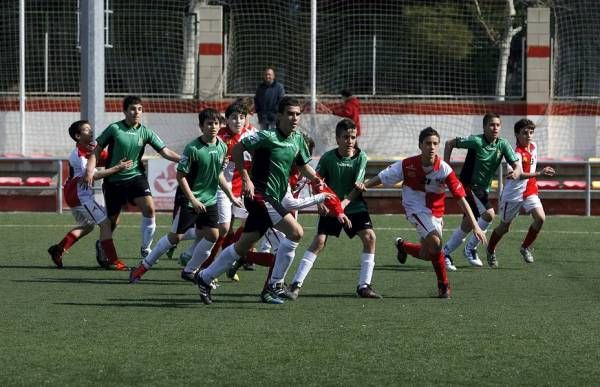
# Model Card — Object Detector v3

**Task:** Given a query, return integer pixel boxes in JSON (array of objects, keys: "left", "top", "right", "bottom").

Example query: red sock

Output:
[
  {"left": 245, "top": 251, "right": 275, "bottom": 267},
  {"left": 221, "top": 232, "right": 236, "bottom": 249},
  {"left": 59, "top": 231, "right": 79, "bottom": 252},
  {"left": 488, "top": 230, "right": 502, "bottom": 253},
  {"left": 403, "top": 241, "right": 421, "bottom": 258},
  {"left": 201, "top": 236, "right": 224, "bottom": 269},
  {"left": 431, "top": 251, "right": 448, "bottom": 286},
  {"left": 100, "top": 239, "right": 119, "bottom": 263},
  {"left": 522, "top": 226, "right": 540, "bottom": 249}
]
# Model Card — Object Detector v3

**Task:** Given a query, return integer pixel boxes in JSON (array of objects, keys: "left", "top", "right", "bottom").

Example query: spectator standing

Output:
[
  {"left": 333, "top": 89, "right": 362, "bottom": 136},
  {"left": 254, "top": 67, "right": 285, "bottom": 130}
]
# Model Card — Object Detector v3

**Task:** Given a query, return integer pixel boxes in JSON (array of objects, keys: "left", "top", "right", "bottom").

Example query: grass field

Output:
[{"left": 1, "top": 212, "right": 599, "bottom": 386}]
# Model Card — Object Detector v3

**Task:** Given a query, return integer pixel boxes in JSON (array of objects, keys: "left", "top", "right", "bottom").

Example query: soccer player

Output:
[
  {"left": 48, "top": 120, "right": 131, "bottom": 270},
  {"left": 360, "top": 127, "right": 486, "bottom": 298},
  {"left": 485, "top": 119, "right": 555, "bottom": 266},
  {"left": 193, "top": 97, "right": 348, "bottom": 305},
  {"left": 128, "top": 108, "right": 241, "bottom": 283},
  {"left": 442, "top": 112, "right": 521, "bottom": 270},
  {"left": 83, "top": 96, "right": 180, "bottom": 260},
  {"left": 287, "top": 118, "right": 381, "bottom": 300}
]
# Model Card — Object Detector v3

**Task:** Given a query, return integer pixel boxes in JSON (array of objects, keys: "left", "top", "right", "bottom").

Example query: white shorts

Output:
[
  {"left": 71, "top": 199, "right": 107, "bottom": 227},
  {"left": 406, "top": 212, "right": 444, "bottom": 240},
  {"left": 499, "top": 195, "right": 542, "bottom": 223},
  {"left": 216, "top": 189, "right": 248, "bottom": 224}
]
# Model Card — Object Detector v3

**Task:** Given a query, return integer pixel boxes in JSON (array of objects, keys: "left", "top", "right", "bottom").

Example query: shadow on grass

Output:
[
  {"left": 14, "top": 277, "right": 180, "bottom": 285},
  {"left": 0, "top": 264, "right": 105, "bottom": 271}
]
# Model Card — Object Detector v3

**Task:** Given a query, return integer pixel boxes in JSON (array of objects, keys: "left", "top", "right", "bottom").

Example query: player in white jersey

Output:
[
  {"left": 48, "top": 120, "right": 131, "bottom": 270},
  {"left": 360, "top": 127, "right": 486, "bottom": 298},
  {"left": 485, "top": 119, "right": 555, "bottom": 266}
]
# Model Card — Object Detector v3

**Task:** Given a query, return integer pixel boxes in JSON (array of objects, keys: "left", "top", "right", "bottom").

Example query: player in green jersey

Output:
[
  {"left": 128, "top": 108, "right": 241, "bottom": 283},
  {"left": 442, "top": 112, "right": 521, "bottom": 269},
  {"left": 287, "top": 118, "right": 381, "bottom": 300},
  {"left": 83, "top": 96, "right": 180, "bottom": 260}
]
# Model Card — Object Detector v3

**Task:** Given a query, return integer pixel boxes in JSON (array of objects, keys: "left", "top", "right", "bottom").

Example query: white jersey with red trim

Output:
[
  {"left": 501, "top": 142, "right": 538, "bottom": 202},
  {"left": 65, "top": 144, "right": 97, "bottom": 207},
  {"left": 378, "top": 155, "right": 465, "bottom": 217},
  {"left": 218, "top": 125, "right": 256, "bottom": 197}
]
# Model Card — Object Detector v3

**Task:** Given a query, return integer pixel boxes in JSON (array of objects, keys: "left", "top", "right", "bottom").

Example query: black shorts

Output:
[
  {"left": 173, "top": 204, "right": 218, "bottom": 234},
  {"left": 103, "top": 175, "right": 152, "bottom": 217},
  {"left": 317, "top": 211, "right": 373, "bottom": 239},
  {"left": 464, "top": 185, "right": 493, "bottom": 218},
  {"left": 243, "top": 194, "right": 289, "bottom": 236}
]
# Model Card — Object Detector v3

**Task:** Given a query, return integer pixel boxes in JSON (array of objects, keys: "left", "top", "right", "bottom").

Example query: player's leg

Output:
[
  {"left": 133, "top": 194, "right": 156, "bottom": 259},
  {"left": 268, "top": 213, "right": 303, "bottom": 289},
  {"left": 288, "top": 231, "right": 328, "bottom": 299},
  {"left": 422, "top": 231, "right": 451, "bottom": 298},
  {"left": 183, "top": 205, "right": 220, "bottom": 273},
  {"left": 48, "top": 207, "right": 95, "bottom": 268},
  {"left": 348, "top": 212, "right": 381, "bottom": 299},
  {"left": 486, "top": 200, "right": 519, "bottom": 268},
  {"left": 520, "top": 196, "right": 545, "bottom": 263},
  {"left": 461, "top": 188, "right": 492, "bottom": 267}
]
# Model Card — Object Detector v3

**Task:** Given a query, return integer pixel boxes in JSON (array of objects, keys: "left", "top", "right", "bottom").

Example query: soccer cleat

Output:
[
  {"left": 242, "top": 262, "right": 255, "bottom": 271},
  {"left": 260, "top": 288, "right": 284, "bottom": 305},
  {"left": 195, "top": 272, "right": 213, "bottom": 305},
  {"left": 209, "top": 278, "right": 219, "bottom": 290},
  {"left": 463, "top": 246, "right": 483, "bottom": 267},
  {"left": 165, "top": 246, "right": 177, "bottom": 259},
  {"left": 111, "top": 259, "right": 128, "bottom": 271},
  {"left": 444, "top": 253, "right": 457, "bottom": 272},
  {"left": 520, "top": 247, "right": 534, "bottom": 263},
  {"left": 272, "top": 282, "right": 295, "bottom": 300},
  {"left": 95, "top": 240, "right": 109, "bottom": 269},
  {"left": 394, "top": 237, "right": 408, "bottom": 264},
  {"left": 129, "top": 263, "right": 148, "bottom": 283},
  {"left": 438, "top": 282, "right": 451, "bottom": 299},
  {"left": 288, "top": 282, "right": 301, "bottom": 300},
  {"left": 47, "top": 244, "right": 64, "bottom": 268},
  {"left": 226, "top": 259, "right": 244, "bottom": 281},
  {"left": 486, "top": 249, "right": 498, "bottom": 268},
  {"left": 178, "top": 252, "right": 192, "bottom": 267},
  {"left": 356, "top": 285, "right": 383, "bottom": 299},
  {"left": 140, "top": 247, "right": 151, "bottom": 260},
  {"left": 180, "top": 269, "right": 198, "bottom": 284}
]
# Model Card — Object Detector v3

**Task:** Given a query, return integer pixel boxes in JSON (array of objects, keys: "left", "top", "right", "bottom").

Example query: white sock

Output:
[
  {"left": 291, "top": 250, "right": 318, "bottom": 286},
  {"left": 181, "top": 228, "right": 196, "bottom": 241},
  {"left": 141, "top": 216, "right": 156, "bottom": 251},
  {"left": 269, "top": 238, "right": 299, "bottom": 286},
  {"left": 184, "top": 238, "right": 216, "bottom": 272},
  {"left": 444, "top": 228, "right": 467, "bottom": 255},
  {"left": 358, "top": 253, "right": 375, "bottom": 287},
  {"left": 183, "top": 239, "right": 200, "bottom": 257},
  {"left": 143, "top": 235, "right": 174, "bottom": 268},
  {"left": 200, "top": 244, "right": 239, "bottom": 283},
  {"left": 465, "top": 218, "right": 490, "bottom": 250}
]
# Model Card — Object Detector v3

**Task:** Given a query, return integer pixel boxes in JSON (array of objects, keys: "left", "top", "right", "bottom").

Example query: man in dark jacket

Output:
[{"left": 254, "top": 67, "right": 285, "bottom": 130}]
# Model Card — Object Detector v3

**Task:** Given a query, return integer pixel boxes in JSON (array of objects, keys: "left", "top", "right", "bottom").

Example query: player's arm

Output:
[
  {"left": 82, "top": 146, "right": 100, "bottom": 188},
  {"left": 93, "top": 158, "right": 133, "bottom": 180},
  {"left": 444, "top": 138, "right": 457, "bottom": 163},
  {"left": 218, "top": 172, "right": 242, "bottom": 208},
  {"left": 232, "top": 142, "right": 254, "bottom": 199},
  {"left": 457, "top": 197, "right": 487, "bottom": 245},
  {"left": 159, "top": 147, "right": 181, "bottom": 163},
  {"left": 176, "top": 171, "right": 205, "bottom": 213},
  {"left": 520, "top": 165, "right": 556, "bottom": 179},
  {"left": 505, "top": 160, "right": 522, "bottom": 180}
]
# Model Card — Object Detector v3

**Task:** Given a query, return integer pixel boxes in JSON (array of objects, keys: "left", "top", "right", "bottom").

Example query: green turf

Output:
[{"left": 1, "top": 213, "right": 599, "bottom": 386}]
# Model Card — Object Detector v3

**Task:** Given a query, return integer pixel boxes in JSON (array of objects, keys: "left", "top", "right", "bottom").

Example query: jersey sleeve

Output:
[
  {"left": 145, "top": 129, "right": 167, "bottom": 152},
  {"left": 445, "top": 167, "right": 466, "bottom": 198},
  {"left": 176, "top": 144, "right": 194, "bottom": 175},
  {"left": 96, "top": 124, "right": 115, "bottom": 148},
  {"left": 501, "top": 140, "right": 519, "bottom": 164},
  {"left": 239, "top": 130, "right": 266, "bottom": 152},
  {"left": 455, "top": 135, "right": 478, "bottom": 150},
  {"left": 354, "top": 151, "right": 368, "bottom": 183},
  {"left": 378, "top": 161, "right": 403, "bottom": 187},
  {"left": 294, "top": 135, "right": 311, "bottom": 167},
  {"left": 506, "top": 150, "right": 522, "bottom": 173}
]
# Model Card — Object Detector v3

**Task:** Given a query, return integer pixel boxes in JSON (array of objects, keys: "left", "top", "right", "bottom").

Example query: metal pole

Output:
[
  {"left": 310, "top": 0, "right": 316, "bottom": 114},
  {"left": 372, "top": 34, "right": 376, "bottom": 96},
  {"left": 586, "top": 161, "right": 591, "bottom": 216},
  {"left": 19, "top": 0, "right": 26, "bottom": 155},
  {"left": 56, "top": 159, "right": 63, "bottom": 214}
]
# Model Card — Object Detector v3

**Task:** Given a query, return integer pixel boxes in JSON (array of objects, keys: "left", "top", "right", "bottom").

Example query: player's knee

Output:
[
  {"left": 361, "top": 230, "right": 376, "bottom": 248},
  {"left": 288, "top": 227, "right": 303, "bottom": 241}
]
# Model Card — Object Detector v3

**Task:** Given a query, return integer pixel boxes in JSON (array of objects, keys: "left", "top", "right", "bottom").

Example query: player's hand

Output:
[
  {"left": 231, "top": 197, "right": 243, "bottom": 208},
  {"left": 317, "top": 202, "right": 329, "bottom": 216},
  {"left": 311, "top": 177, "right": 325, "bottom": 191},
  {"left": 473, "top": 227, "right": 487, "bottom": 246},
  {"left": 340, "top": 198, "right": 350, "bottom": 209},
  {"left": 337, "top": 213, "right": 352, "bottom": 229},
  {"left": 354, "top": 182, "right": 366, "bottom": 192},
  {"left": 242, "top": 177, "right": 255, "bottom": 199},
  {"left": 505, "top": 170, "right": 517, "bottom": 180},
  {"left": 116, "top": 158, "right": 133, "bottom": 171},
  {"left": 81, "top": 170, "right": 94, "bottom": 188},
  {"left": 541, "top": 166, "right": 555, "bottom": 176},
  {"left": 191, "top": 198, "right": 206, "bottom": 213}
]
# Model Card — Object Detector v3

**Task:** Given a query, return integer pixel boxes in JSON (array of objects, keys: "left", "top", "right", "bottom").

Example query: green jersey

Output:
[
  {"left": 241, "top": 129, "right": 311, "bottom": 201},
  {"left": 456, "top": 134, "right": 518, "bottom": 191},
  {"left": 317, "top": 148, "right": 368, "bottom": 214},
  {"left": 176, "top": 137, "right": 227, "bottom": 207},
  {"left": 96, "top": 120, "right": 166, "bottom": 182}
]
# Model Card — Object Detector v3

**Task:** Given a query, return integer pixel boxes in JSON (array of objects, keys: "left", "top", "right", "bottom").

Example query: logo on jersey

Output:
[{"left": 245, "top": 133, "right": 260, "bottom": 145}]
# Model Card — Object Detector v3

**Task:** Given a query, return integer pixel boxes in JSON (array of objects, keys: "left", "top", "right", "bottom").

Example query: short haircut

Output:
[
  {"left": 483, "top": 112, "right": 501, "bottom": 127},
  {"left": 277, "top": 96, "right": 301, "bottom": 114},
  {"left": 335, "top": 118, "right": 357, "bottom": 137},
  {"left": 302, "top": 133, "right": 315, "bottom": 155},
  {"left": 225, "top": 102, "right": 248, "bottom": 118},
  {"left": 418, "top": 126, "right": 440, "bottom": 144},
  {"left": 123, "top": 95, "right": 142, "bottom": 111},
  {"left": 68, "top": 119, "right": 90, "bottom": 142},
  {"left": 514, "top": 118, "right": 535, "bottom": 135},
  {"left": 340, "top": 89, "right": 353, "bottom": 98},
  {"left": 198, "top": 108, "right": 221, "bottom": 126}
]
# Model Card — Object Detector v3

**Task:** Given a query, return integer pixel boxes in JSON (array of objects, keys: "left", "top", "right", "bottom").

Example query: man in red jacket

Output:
[{"left": 333, "top": 89, "right": 362, "bottom": 136}]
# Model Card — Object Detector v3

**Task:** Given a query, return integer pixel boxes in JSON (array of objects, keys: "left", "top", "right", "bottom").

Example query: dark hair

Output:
[
  {"left": 68, "top": 120, "right": 91, "bottom": 142},
  {"left": 418, "top": 127, "right": 440, "bottom": 144},
  {"left": 335, "top": 118, "right": 356, "bottom": 137},
  {"left": 123, "top": 95, "right": 142, "bottom": 111},
  {"left": 340, "top": 89, "right": 353, "bottom": 98},
  {"left": 233, "top": 96, "right": 254, "bottom": 112},
  {"left": 198, "top": 108, "right": 221, "bottom": 126},
  {"left": 483, "top": 112, "right": 501, "bottom": 127},
  {"left": 514, "top": 118, "right": 535, "bottom": 135},
  {"left": 277, "top": 96, "right": 301, "bottom": 114},
  {"left": 302, "top": 133, "right": 315, "bottom": 155},
  {"left": 225, "top": 102, "right": 248, "bottom": 118}
]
